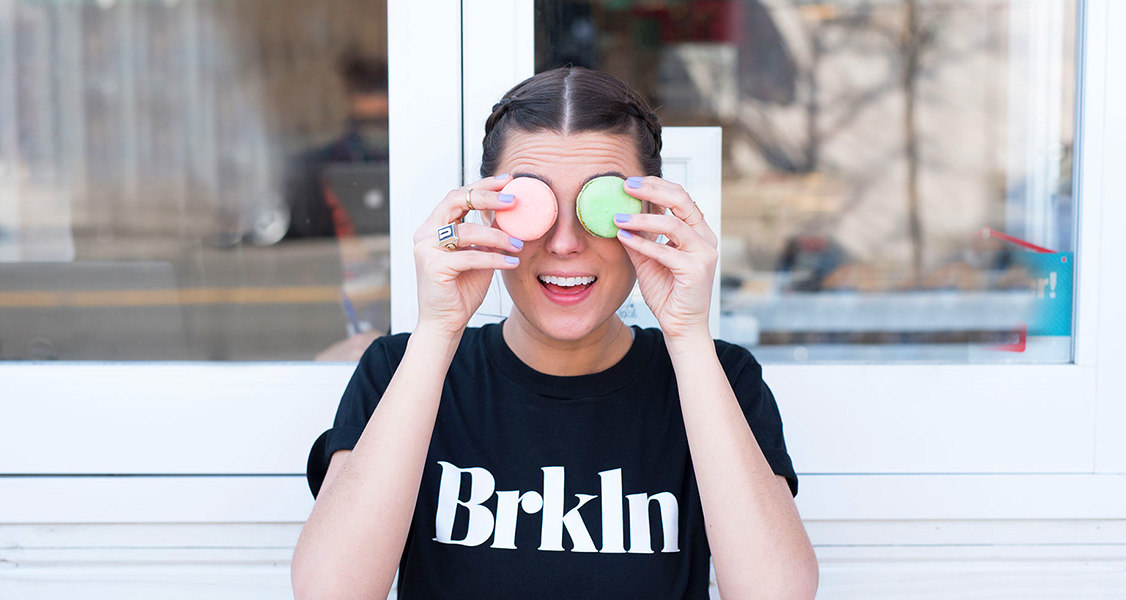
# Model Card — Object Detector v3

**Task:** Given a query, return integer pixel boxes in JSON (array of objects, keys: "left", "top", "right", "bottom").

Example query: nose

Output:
[{"left": 543, "top": 196, "right": 587, "bottom": 257}]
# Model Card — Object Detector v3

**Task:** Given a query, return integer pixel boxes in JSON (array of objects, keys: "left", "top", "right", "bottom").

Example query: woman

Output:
[{"left": 293, "top": 67, "right": 818, "bottom": 599}]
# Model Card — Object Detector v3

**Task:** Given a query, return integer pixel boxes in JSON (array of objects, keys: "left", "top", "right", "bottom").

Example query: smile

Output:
[
  {"left": 537, "top": 274, "right": 597, "bottom": 306},
  {"left": 538, "top": 275, "right": 597, "bottom": 287}
]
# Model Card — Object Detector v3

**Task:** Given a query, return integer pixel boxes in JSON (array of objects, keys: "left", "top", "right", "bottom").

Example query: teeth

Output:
[{"left": 538, "top": 275, "right": 596, "bottom": 287}]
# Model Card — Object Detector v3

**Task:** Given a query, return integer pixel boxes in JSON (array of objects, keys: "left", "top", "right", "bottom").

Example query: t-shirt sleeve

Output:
[
  {"left": 306, "top": 334, "right": 408, "bottom": 499},
  {"left": 716, "top": 341, "right": 799, "bottom": 497}
]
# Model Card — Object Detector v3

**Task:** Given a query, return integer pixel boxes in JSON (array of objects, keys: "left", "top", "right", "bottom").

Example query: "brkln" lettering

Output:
[{"left": 433, "top": 462, "right": 679, "bottom": 554}]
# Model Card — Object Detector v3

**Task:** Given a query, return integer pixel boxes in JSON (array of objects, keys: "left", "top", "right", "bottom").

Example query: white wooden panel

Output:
[
  {"left": 796, "top": 474, "right": 1126, "bottom": 521},
  {"left": 1091, "top": 0, "right": 1126, "bottom": 474},
  {"left": 0, "top": 568, "right": 296, "bottom": 600},
  {"left": 3, "top": 521, "right": 1124, "bottom": 599},
  {"left": 0, "top": 364, "right": 350, "bottom": 474},
  {"left": 1073, "top": 0, "right": 1105, "bottom": 369},
  {"left": 388, "top": 0, "right": 464, "bottom": 334},
  {"left": 1, "top": 477, "right": 312, "bottom": 523},
  {"left": 769, "top": 363, "right": 1097, "bottom": 473},
  {"left": 461, "top": 0, "right": 534, "bottom": 185}
]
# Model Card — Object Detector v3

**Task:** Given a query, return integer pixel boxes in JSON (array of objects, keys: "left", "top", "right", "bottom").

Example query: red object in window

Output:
[
  {"left": 322, "top": 182, "right": 357, "bottom": 238},
  {"left": 994, "top": 323, "right": 1027, "bottom": 353},
  {"left": 977, "top": 227, "right": 1056, "bottom": 254}
]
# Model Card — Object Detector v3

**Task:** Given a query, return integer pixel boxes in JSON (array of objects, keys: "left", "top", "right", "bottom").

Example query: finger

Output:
[
  {"left": 615, "top": 227, "right": 695, "bottom": 272},
  {"left": 436, "top": 248, "right": 521, "bottom": 273},
  {"left": 464, "top": 188, "right": 520, "bottom": 213},
  {"left": 612, "top": 212, "right": 704, "bottom": 252},
  {"left": 622, "top": 176, "right": 694, "bottom": 217},
  {"left": 622, "top": 177, "right": 717, "bottom": 242},
  {"left": 447, "top": 222, "right": 525, "bottom": 252},
  {"left": 427, "top": 174, "right": 514, "bottom": 229}
]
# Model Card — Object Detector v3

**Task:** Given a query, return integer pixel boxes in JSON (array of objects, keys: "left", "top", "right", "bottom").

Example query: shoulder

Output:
[
  {"left": 640, "top": 328, "right": 763, "bottom": 379},
  {"left": 354, "top": 331, "right": 411, "bottom": 374},
  {"left": 358, "top": 326, "right": 490, "bottom": 369},
  {"left": 712, "top": 337, "right": 764, "bottom": 379}
]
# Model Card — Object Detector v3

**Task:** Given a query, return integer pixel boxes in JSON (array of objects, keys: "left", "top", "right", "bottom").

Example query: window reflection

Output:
[
  {"left": 536, "top": 0, "right": 1077, "bottom": 363},
  {"left": 0, "top": 0, "right": 389, "bottom": 361}
]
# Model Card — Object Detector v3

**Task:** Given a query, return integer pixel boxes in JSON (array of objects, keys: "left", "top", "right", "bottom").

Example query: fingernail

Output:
[
  {"left": 498, "top": 193, "right": 514, "bottom": 203},
  {"left": 505, "top": 256, "right": 520, "bottom": 264},
  {"left": 614, "top": 213, "right": 631, "bottom": 224},
  {"left": 618, "top": 229, "right": 633, "bottom": 239},
  {"left": 509, "top": 236, "right": 524, "bottom": 249},
  {"left": 497, "top": 173, "right": 511, "bottom": 180},
  {"left": 626, "top": 177, "right": 643, "bottom": 189}
]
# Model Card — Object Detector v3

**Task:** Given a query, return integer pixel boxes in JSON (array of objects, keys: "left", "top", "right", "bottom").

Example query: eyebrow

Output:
[
  {"left": 512, "top": 172, "right": 552, "bottom": 187},
  {"left": 511, "top": 170, "right": 627, "bottom": 189},
  {"left": 583, "top": 171, "right": 627, "bottom": 186}
]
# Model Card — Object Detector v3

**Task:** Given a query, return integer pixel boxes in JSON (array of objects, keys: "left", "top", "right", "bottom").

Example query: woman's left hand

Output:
[{"left": 614, "top": 176, "right": 718, "bottom": 340}]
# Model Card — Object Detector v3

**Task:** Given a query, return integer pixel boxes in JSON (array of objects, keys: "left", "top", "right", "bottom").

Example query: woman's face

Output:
[{"left": 493, "top": 130, "right": 643, "bottom": 343}]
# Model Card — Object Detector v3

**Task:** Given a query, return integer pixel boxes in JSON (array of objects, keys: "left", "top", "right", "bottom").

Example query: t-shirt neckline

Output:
[{"left": 482, "top": 321, "right": 657, "bottom": 400}]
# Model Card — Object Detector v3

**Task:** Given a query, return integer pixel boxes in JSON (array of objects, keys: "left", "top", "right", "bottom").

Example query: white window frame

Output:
[
  {"left": 0, "top": 0, "right": 465, "bottom": 523},
  {"left": 1, "top": 0, "right": 1123, "bottom": 526},
  {"left": 456, "top": 0, "right": 1126, "bottom": 524}
]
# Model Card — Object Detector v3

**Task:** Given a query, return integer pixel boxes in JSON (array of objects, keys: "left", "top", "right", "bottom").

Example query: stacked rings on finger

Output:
[
  {"left": 682, "top": 202, "right": 705, "bottom": 226},
  {"left": 436, "top": 223, "right": 459, "bottom": 251}
]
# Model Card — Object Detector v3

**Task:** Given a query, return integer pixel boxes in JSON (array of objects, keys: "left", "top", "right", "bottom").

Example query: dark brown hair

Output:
[{"left": 480, "top": 67, "right": 662, "bottom": 178}]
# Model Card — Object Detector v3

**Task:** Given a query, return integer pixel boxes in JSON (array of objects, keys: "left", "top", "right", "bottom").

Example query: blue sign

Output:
[{"left": 1017, "top": 252, "right": 1073, "bottom": 336}]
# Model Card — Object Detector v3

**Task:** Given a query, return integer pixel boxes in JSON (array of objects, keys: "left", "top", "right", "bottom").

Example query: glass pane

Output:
[
  {"left": 535, "top": 0, "right": 1077, "bottom": 363},
  {"left": 0, "top": 0, "right": 390, "bottom": 361}
]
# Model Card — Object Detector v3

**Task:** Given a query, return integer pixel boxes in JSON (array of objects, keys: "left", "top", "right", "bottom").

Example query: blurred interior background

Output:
[{"left": 0, "top": 0, "right": 1077, "bottom": 363}]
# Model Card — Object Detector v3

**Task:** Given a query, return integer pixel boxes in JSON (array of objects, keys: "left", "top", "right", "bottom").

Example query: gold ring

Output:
[
  {"left": 465, "top": 188, "right": 475, "bottom": 211},
  {"left": 436, "top": 222, "right": 459, "bottom": 251},
  {"left": 683, "top": 202, "right": 704, "bottom": 226}
]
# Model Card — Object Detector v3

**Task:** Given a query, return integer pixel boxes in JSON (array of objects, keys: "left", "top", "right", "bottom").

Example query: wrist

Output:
[
  {"left": 664, "top": 328, "right": 714, "bottom": 361},
  {"left": 408, "top": 323, "right": 465, "bottom": 359}
]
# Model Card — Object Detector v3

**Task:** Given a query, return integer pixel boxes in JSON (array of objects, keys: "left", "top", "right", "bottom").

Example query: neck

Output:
[{"left": 502, "top": 312, "right": 634, "bottom": 376}]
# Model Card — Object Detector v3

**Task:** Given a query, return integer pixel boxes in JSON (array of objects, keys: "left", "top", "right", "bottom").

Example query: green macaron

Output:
[{"left": 576, "top": 176, "right": 643, "bottom": 238}]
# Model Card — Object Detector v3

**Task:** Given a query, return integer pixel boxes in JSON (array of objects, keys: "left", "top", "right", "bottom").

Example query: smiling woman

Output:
[{"left": 293, "top": 66, "right": 817, "bottom": 600}]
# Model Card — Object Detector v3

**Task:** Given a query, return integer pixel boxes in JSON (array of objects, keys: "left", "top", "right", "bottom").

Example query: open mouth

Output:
[{"left": 537, "top": 274, "right": 597, "bottom": 298}]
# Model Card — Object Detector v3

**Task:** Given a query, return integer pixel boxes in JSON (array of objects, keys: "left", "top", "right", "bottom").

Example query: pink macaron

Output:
[{"left": 494, "top": 177, "right": 558, "bottom": 241}]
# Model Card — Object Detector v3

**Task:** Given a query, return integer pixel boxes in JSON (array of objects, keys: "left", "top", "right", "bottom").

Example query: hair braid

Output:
[{"left": 480, "top": 67, "right": 663, "bottom": 178}]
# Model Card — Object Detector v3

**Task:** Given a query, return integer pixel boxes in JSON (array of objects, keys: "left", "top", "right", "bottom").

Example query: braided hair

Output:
[{"left": 480, "top": 67, "right": 662, "bottom": 178}]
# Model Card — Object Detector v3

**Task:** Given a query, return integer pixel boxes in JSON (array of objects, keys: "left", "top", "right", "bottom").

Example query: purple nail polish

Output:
[
  {"left": 509, "top": 237, "right": 524, "bottom": 249},
  {"left": 498, "top": 193, "right": 514, "bottom": 203},
  {"left": 505, "top": 256, "right": 520, "bottom": 264},
  {"left": 619, "top": 229, "right": 633, "bottom": 239},
  {"left": 626, "top": 177, "right": 643, "bottom": 189},
  {"left": 614, "top": 213, "right": 631, "bottom": 223},
  {"left": 497, "top": 173, "right": 511, "bottom": 180}
]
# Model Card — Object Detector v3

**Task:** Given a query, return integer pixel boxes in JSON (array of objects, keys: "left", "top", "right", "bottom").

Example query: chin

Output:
[{"left": 534, "top": 312, "right": 616, "bottom": 342}]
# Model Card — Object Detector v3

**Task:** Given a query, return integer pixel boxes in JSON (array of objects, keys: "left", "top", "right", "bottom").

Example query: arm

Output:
[
  {"left": 291, "top": 175, "right": 520, "bottom": 600},
  {"left": 615, "top": 176, "right": 818, "bottom": 599},
  {"left": 667, "top": 335, "right": 818, "bottom": 599},
  {"left": 292, "top": 326, "right": 462, "bottom": 599}
]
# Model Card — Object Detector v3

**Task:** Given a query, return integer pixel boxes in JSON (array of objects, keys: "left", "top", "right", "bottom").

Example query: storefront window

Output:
[
  {"left": 0, "top": 0, "right": 389, "bottom": 360},
  {"left": 537, "top": 0, "right": 1078, "bottom": 364}
]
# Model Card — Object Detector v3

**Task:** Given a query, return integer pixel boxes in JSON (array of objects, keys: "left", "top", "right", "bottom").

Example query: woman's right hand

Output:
[{"left": 412, "top": 174, "right": 523, "bottom": 337}]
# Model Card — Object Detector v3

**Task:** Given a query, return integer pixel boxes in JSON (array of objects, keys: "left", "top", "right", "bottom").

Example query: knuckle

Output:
[{"left": 443, "top": 188, "right": 464, "bottom": 205}]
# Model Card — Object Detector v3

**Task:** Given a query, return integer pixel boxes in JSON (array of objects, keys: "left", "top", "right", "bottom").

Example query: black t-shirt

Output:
[{"left": 307, "top": 323, "right": 798, "bottom": 599}]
